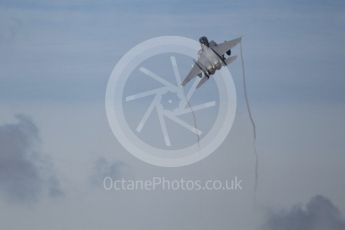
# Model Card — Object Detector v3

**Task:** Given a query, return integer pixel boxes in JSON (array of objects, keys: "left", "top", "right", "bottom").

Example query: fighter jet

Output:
[{"left": 181, "top": 36, "right": 241, "bottom": 88}]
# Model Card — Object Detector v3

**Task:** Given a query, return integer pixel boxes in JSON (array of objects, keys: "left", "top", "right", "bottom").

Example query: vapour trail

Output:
[
  {"left": 239, "top": 40, "right": 259, "bottom": 202},
  {"left": 171, "top": 55, "right": 201, "bottom": 148},
  {"left": 182, "top": 85, "right": 201, "bottom": 149}
]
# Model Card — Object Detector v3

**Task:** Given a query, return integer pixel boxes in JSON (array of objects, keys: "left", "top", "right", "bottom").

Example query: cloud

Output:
[
  {"left": 262, "top": 195, "right": 345, "bottom": 230},
  {"left": 0, "top": 115, "right": 63, "bottom": 203},
  {"left": 90, "top": 157, "right": 127, "bottom": 186}
]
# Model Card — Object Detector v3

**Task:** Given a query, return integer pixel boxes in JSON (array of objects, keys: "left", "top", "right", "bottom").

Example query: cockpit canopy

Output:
[{"left": 199, "top": 36, "right": 209, "bottom": 47}]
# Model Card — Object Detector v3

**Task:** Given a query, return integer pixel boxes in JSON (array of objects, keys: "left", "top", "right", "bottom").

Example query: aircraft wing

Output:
[
  {"left": 212, "top": 37, "right": 242, "bottom": 56},
  {"left": 196, "top": 76, "right": 209, "bottom": 88},
  {"left": 181, "top": 61, "right": 203, "bottom": 86}
]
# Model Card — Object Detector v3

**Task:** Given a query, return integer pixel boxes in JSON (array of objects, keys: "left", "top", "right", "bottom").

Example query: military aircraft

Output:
[{"left": 181, "top": 36, "right": 241, "bottom": 88}]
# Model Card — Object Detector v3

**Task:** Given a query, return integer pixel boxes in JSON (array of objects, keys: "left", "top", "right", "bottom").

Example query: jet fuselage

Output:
[{"left": 198, "top": 44, "right": 223, "bottom": 76}]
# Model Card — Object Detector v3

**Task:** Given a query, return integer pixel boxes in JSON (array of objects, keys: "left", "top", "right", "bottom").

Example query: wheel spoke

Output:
[
  {"left": 174, "top": 101, "right": 216, "bottom": 116},
  {"left": 140, "top": 67, "right": 178, "bottom": 92},
  {"left": 178, "top": 77, "right": 201, "bottom": 109},
  {"left": 126, "top": 88, "right": 166, "bottom": 102},
  {"left": 136, "top": 95, "right": 160, "bottom": 133},
  {"left": 170, "top": 56, "right": 182, "bottom": 85},
  {"left": 164, "top": 111, "right": 202, "bottom": 136},
  {"left": 157, "top": 105, "right": 171, "bottom": 146}
]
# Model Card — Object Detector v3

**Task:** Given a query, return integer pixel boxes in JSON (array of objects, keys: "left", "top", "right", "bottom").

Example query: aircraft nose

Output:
[{"left": 199, "top": 36, "right": 209, "bottom": 46}]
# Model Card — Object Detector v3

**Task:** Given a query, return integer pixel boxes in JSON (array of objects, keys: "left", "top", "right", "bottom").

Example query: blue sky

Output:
[
  {"left": 1, "top": 0, "right": 344, "bottom": 105},
  {"left": 0, "top": 1, "right": 345, "bottom": 229}
]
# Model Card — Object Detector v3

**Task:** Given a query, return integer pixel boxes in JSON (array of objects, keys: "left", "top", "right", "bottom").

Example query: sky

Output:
[{"left": 0, "top": 0, "right": 345, "bottom": 229}]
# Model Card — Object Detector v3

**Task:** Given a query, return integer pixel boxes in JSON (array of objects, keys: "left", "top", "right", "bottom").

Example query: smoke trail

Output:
[
  {"left": 239, "top": 40, "right": 259, "bottom": 201},
  {"left": 182, "top": 86, "right": 201, "bottom": 148}
]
